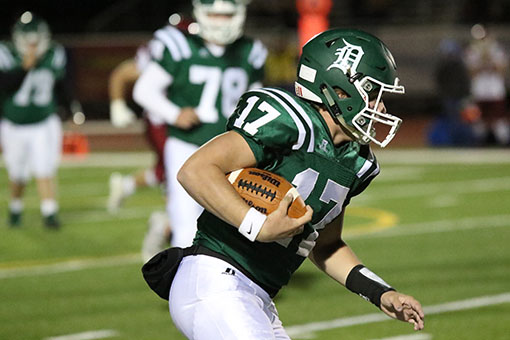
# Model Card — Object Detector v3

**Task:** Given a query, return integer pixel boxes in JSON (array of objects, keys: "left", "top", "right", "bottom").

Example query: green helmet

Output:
[
  {"left": 192, "top": 0, "right": 247, "bottom": 45},
  {"left": 12, "top": 11, "right": 51, "bottom": 57},
  {"left": 295, "top": 29, "right": 405, "bottom": 147}
]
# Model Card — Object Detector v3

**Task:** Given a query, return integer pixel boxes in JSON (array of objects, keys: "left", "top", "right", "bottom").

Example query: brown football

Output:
[{"left": 227, "top": 168, "right": 307, "bottom": 218}]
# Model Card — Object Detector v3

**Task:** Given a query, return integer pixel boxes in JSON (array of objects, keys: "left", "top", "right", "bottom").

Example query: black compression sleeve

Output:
[{"left": 345, "top": 264, "right": 395, "bottom": 308}]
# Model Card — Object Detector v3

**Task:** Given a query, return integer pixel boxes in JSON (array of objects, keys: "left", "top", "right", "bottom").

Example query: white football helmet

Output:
[
  {"left": 12, "top": 11, "right": 51, "bottom": 57},
  {"left": 192, "top": 0, "right": 247, "bottom": 45}
]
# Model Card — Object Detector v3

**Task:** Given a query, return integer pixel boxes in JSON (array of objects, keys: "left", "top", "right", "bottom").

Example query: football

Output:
[{"left": 227, "top": 168, "right": 307, "bottom": 218}]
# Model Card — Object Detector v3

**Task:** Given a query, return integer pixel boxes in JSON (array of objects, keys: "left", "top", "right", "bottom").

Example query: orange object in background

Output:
[
  {"left": 296, "top": 0, "right": 332, "bottom": 50},
  {"left": 63, "top": 132, "right": 90, "bottom": 155}
]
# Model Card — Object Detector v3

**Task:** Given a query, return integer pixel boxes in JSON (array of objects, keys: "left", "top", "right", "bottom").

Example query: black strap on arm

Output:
[{"left": 345, "top": 264, "right": 395, "bottom": 308}]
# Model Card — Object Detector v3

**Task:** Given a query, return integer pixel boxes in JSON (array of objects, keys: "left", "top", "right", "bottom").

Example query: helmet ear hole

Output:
[{"left": 325, "top": 38, "right": 338, "bottom": 48}]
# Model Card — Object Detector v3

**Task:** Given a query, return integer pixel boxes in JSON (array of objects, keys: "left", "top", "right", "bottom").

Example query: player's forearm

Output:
[
  {"left": 109, "top": 59, "right": 139, "bottom": 100},
  {"left": 178, "top": 131, "right": 258, "bottom": 228},
  {"left": 178, "top": 155, "right": 250, "bottom": 228},
  {"left": 311, "top": 233, "right": 396, "bottom": 309},
  {"left": 133, "top": 85, "right": 180, "bottom": 124},
  {"left": 310, "top": 242, "right": 361, "bottom": 285},
  {"left": 133, "top": 62, "right": 180, "bottom": 124}
]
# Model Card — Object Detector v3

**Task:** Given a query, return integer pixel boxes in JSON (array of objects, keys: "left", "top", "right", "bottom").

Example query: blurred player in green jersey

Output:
[
  {"left": 133, "top": 0, "right": 267, "bottom": 259},
  {"left": 0, "top": 11, "right": 81, "bottom": 228},
  {"left": 172, "top": 28, "right": 424, "bottom": 339}
]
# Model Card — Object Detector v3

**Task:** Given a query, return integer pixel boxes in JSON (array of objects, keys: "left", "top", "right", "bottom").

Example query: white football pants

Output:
[
  {"left": 169, "top": 255, "right": 290, "bottom": 340},
  {"left": 164, "top": 137, "right": 203, "bottom": 247},
  {"left": 1, "top": 115, "right": 62, "bottom": 182}
]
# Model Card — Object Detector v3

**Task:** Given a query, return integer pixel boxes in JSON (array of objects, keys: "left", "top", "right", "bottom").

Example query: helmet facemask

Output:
[
  {"left": 344, "top": 75, "right": 404, "bottom": 147},
  {"left": 295, "top": 29, "right": 405, "bottom": 148},
  {"left": 193, "top": 0, "right": 246, "bottom": 45}
]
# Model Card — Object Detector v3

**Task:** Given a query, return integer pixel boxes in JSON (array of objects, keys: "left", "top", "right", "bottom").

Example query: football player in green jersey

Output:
[
  {"left": 170, "top": 29, "right": 424, "bottom": 339},
  {"left": 133, "top": 0, "right": 267, "bottom": 254},
  {"left": 0, "top": 12, "right": 80, "bottom": 228}
]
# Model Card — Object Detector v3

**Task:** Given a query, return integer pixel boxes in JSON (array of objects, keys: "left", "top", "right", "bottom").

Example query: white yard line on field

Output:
[
  {"left": 347, "top": 213, "right": 510, "bottom": 240},
  {"left": 286, "top": 292, "right": 510, "bottom": 339},
  {"left": 370, "top": 334, "right": 432, "bottom": 340},
  {"left": 0, "top": 152, "right": 154, "bottom": 169},
  {"left": 61, "top": 153, "right": 153, "bottom": 168},
  {"left": 3, "top": 149, "right": 508, "bottom": 169},
  {"left": 358, "top": 176, "right": 510, "bottom": 203},
  {"left": 376, "top": 149, "right": 510, "bottom": 164},
  {"left": 61, "top": 206, "right": 161, "bottom": 224},
  {"left": 375, "top": 167, "right": 425, "bottom": 182},
  {"left": 1, "top": 214, "right": 508, "bottom": 279},
  {"left": 44, "top": 329, "right": 119, "bottom": 340},
  {"left": 0, "top": 254, "right": 140, "bottom": 279}
]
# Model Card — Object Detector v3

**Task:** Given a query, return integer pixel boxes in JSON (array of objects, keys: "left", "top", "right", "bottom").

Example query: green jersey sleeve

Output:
[
  {"left": 344, "top": 144, "right": 380, "bottom": 206},
  {"left": 150, "top": 26, "right": 190, "bottom": 76},
  {"left": 227, "top": 88, "right": 301, "bottom": 166},
  {"left": 246, "top": 39, "right": 267, "bottom": 87},
  {"left": 0, "top": 42, "right": 17, "bottom": 72},
  {"left": 50, "top": 44, "right": 67, "bottom": 81}
]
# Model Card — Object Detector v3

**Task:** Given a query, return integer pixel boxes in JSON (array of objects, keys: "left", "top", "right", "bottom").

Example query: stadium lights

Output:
[
  {"left": 471, "top": 23, "right": 487, "bottom": 40},
  {"left": 188, "top": 22, "right": 200, "bottom": 35},
  {"left": 20, "top": 11, "right": 33, "bottom": 24},
  {"left": 168, "top": 13, "right": 181, "bottom": 26}
]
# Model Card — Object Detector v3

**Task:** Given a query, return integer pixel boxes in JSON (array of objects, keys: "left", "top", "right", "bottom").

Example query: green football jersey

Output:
[
  {"left": 0, "top": 42, "right": 66, "bottom": 124},
  {"left": 194, "top": 87, "right": 380, "bottom": 293},
  {"left": 151, "top": 26, "right": 266, "bottom": 146}
]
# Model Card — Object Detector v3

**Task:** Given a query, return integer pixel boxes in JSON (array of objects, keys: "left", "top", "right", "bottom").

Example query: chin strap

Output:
[{"left": 320, "top": 84, "right": 367, "bottom": 144}]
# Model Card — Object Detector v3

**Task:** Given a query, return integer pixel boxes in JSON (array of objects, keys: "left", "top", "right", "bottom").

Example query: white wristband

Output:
[{"left": 238, "top": 208, "right": 267, "bottom": 242}]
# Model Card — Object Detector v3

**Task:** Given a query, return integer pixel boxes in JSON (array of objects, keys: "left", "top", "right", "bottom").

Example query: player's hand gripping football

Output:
[
  {"left": 256, "top": 194, "right": 313, "bottom": 243},
  {"left": 380, "top": 291, "right": 425, "bottom": 331}
]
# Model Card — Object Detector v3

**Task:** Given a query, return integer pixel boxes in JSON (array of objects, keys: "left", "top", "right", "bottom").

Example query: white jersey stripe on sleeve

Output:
[
  {"left": 0, "top": 44, "right": 14, "bottom": 70},
  {"left": 250, "top": 88, "right": 306, "bottom": 151},
  {"left": 356, "top": 159, "right": 373, "bottom": 178},
  {"left": 267, "top": 88, "right": 315, "bottom": 152},
  {"left": 248, "top": 40, "right": 267, "bottom": 69},
  {"left": 367, "top": 162, "right": 380, "bottom": 178},
  {"left": 165, "top": 26, "right": 191, "bottom": 59},
  {"left": 359, "top": 148, "right": 379, "bottom": 179},
  {"left": 52, "top": 46, "right": 66, "bottom": 69},
  {"left": 0, "top": 52, "right": 8, "bottom": 70},
  {"left": 248, "top": 81, "right": 263, "bottom": 90},
  {"left": 155, "top": 28, "right": 182, "bottom": 62}
]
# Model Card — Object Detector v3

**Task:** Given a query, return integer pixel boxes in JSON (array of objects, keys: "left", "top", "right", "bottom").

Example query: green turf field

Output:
[{"left": 1, "top": 150, "right": 509, "bottom": 340}]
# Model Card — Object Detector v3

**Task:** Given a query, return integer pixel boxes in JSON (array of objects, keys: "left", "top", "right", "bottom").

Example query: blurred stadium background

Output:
[
  {"left": 1, "top": 1, "right": 510, "bottom": 340},
  {"left": 3, "top": 0, "right": 510, "bottom": 148}
]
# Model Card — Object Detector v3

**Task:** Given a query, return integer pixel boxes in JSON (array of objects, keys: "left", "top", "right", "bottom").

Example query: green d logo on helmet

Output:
[
  {"left": 12, "top": 11, "right": 51, "bottom": 58},
  {"left": 192, "top": 0, "right": 247, "bottom": 45},
  {"left": 295, "top": 29, "right": 405, "bottom": 147}
]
